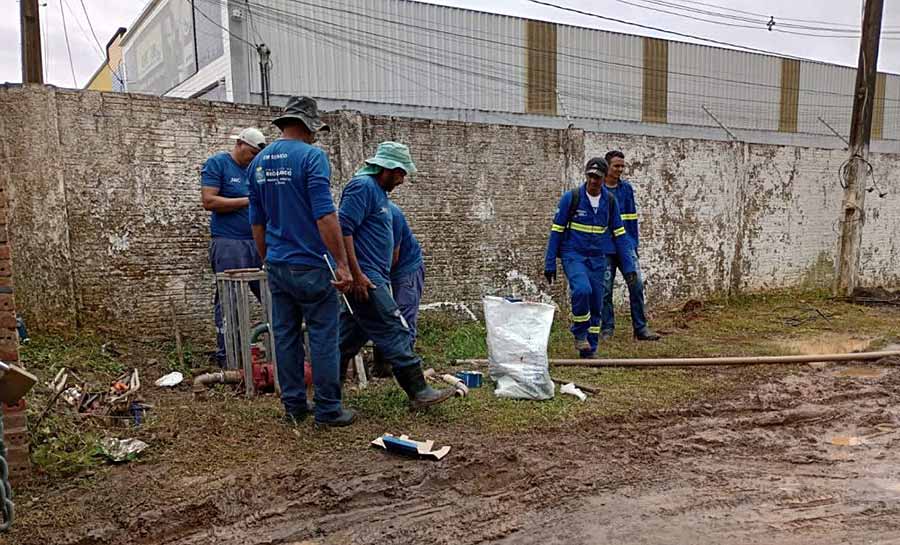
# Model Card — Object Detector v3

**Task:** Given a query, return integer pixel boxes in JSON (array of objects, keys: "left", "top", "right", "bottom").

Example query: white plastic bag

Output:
[{"left": 483, "top": 296, "right": 555, "bottom": 400}]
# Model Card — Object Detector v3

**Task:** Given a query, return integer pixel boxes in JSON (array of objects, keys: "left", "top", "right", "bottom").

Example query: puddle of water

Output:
[
  {"left": 778, "top": 334, "right": 874, "bottom": 356},
  {"left": 830, "top": 436, "right": 864, "bottom": 446},
  {"left": 834, "top": 367, "right": 886, "bottom": 379}
]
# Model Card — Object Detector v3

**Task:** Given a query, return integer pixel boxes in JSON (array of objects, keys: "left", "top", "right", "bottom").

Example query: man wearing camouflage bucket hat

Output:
[
  {"left": 248, "top": 96, "right": 356, "bottom": 427},
  {"left": 337, "top": 142, "right": 455, "bottom": 410}
]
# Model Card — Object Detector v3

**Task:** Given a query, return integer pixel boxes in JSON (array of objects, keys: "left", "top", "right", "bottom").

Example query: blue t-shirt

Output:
[
  {"left": 200, "top": 152, "right": 252, "bottom": 240},
  {"left": 389, "top": 202, "right": 423, "bottom": 282},
  {"left": 248, "top": 139, "right": 336, "bottom": 268},
  {"left": 339, "top": 175, "right": 393, "bottom": 287}
]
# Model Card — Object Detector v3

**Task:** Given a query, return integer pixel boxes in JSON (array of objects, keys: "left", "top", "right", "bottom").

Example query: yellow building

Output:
[{"left": 85, "top": 28, "right": 127, "bottom": 92}]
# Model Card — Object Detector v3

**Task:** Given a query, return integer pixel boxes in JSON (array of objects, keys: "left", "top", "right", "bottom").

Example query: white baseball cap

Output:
[{"left": 230, "top": 127, "right": 267, "bottom": 150}]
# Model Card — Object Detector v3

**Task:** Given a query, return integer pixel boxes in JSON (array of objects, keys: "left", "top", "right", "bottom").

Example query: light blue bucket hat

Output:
[{"left": 354, "top": 141, "right": 418, "bottom": 177}]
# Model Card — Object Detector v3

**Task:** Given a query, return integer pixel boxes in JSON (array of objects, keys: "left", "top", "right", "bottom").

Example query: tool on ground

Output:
[
  {"left": 216, "top": 268, "right": 280, "bottom": 397},
  {"left": 323, "top": 254, "right": 353, "bottom": 315},
  {"left": 424, "top": 368, "right": 468, "bottom": 396},
  {"left": 34, "top": 367, "right": 68, "bottom": 429},
  {"left": 560, "top": 382, "right": 588, "bottom": 401},
  {"left": 371, "top": 433, "right": 451, "bottom": 460},
  {"left": 455, "top": 350, "right": 900, "bottom": 368},
  {"left": 455, "top": 371, "right": 483, "bottom": 388}
]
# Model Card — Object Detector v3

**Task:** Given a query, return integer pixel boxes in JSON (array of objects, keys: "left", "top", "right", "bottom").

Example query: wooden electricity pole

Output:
[
  {"left": 834, "top": 0, "right": 884, "bottom": 297},
  {"left": 20, "top": 0, "right": 44, "bottom": 84}
]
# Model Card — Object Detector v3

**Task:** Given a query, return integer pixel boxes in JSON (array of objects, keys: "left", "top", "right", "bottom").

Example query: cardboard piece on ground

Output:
[
  {"left": 0, "top": 364, "right": 38, "bottom": 404},
  {"left": 371, "top": 433, "right": 451, "bottom": 460}
]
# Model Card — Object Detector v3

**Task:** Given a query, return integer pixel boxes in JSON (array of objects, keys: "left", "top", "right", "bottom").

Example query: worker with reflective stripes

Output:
[
  {"left": 544, "top": 157, "right": 635, "bottom": 358},
  {"left": 601, "top": 150, "right": 660, "bottom": 341}
]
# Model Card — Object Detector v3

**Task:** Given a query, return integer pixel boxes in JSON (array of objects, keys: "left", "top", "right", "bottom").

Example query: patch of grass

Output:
[
  {"left": 30, "top": 415, "right": 104, "bottom": 477},
  {"left": 21, "top": 334, "right": 125, "bottom": 377},
  {"left": 161, "top": 339, "right": 203, "bottom": 374}
]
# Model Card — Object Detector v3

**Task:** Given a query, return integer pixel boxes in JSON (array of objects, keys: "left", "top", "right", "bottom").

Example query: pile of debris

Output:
[
  {"left": 851, "top": 286, "right": 900, "bottom": 306},
  {"left": 38, "top": 368, "right": 150, "bottom": 429}
]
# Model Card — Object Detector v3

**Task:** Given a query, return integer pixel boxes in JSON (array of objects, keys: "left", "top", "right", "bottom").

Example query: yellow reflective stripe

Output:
[
  {"left": 613, "top": 227, "right": 626, "bottom": 236},
  {"left": 550, "top": 224, "right": 565, "bottom": 233},
  {"left": 588, "top": 326, "right": 601, "bottom": 333},
  {"left": 569, "top": 222, "right": 607, "bottom": 234},
  {"left": 621, "top": 213, "right": 638, "bottom": 220},
  {"left": 571, "top": 313, "right": 590, "bottom": 322}
]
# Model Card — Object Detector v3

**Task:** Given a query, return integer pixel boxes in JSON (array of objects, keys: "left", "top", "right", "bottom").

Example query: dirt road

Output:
[{"left": 32, "top": 359, "right": 896, "bottom": 545}]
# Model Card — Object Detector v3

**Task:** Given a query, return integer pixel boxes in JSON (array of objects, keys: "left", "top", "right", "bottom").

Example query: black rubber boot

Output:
[{"left": 393, "top": 365, "right": 455, "bottom": 410}]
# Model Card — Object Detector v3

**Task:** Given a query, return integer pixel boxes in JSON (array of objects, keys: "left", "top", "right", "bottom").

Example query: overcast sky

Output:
[{"left": 3, "top": 0, "right": 900, "bottom": 88}]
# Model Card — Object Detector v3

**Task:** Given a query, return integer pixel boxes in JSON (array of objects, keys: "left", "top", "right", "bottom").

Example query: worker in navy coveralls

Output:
[{"left": 544, "top": 157, "right": 636, "bottom": 358}]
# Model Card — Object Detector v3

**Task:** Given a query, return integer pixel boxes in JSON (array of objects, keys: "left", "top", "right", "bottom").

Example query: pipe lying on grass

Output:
[
  {"left": 454, "top": 350, "right": 900, "bottom": 368},
  {"left": 192, "top": 370, "right": 242, "bottom": 393}
]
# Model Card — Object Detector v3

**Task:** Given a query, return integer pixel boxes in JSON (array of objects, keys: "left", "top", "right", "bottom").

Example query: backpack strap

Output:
[{"left": 564, "top": 187, "right": 581, "bottom": 234}]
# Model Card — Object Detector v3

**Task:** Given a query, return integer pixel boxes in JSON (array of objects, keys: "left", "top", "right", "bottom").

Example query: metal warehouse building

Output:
[{"left": 118, "top": 0, "right": 900, "bottom": 140}]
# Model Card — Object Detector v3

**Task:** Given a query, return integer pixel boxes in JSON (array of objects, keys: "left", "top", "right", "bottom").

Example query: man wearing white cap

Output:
[{"left": 200, "top": 127, "right": 267, "bottom": 367}]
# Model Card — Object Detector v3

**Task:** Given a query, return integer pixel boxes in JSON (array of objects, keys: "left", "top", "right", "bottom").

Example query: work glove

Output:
[
  {"left": 624, "top": 271, "right": 638, "bottom": 287},
  {"left": 544, "top": 270, "right": 556, "bottom": 285}
]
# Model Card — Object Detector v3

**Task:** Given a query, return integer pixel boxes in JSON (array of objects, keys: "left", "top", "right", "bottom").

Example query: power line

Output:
[
  {"left": 662, "top": 0, "right": 900, "bottom": 31},
  {"left": 622, "top": 0, "right": 900, "bottom": 37},
  {"left": 58, "top": 0, "right": 78, "bottom": 86},
  {"left": 184, "top": 0, "right": 255, "bottom": 47},
  {"left": 243, "top": 0, "right": 900, "bottom": 110},
  {"left": 527, "top": 0, "right": 836, "bottom": 59},
  {"left": 232, "top": 0, "right": 894, "bottom": 103},
  {"left": 77, "top": 0, "right": 126, "bottom": 87}
]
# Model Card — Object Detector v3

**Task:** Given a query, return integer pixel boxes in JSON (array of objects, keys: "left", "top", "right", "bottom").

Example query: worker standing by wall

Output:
[
  {"left": 544, "top": 158, "right": 635, "bottom": 359},
  {"left": 200, "top": 127, "right": 266, "bottom": 368},
  {"left": 601, "top": 150, "right": 660, "bottom": 341},
  {"left": 248, "top": 96, "right": 356, "bottom": 428}
]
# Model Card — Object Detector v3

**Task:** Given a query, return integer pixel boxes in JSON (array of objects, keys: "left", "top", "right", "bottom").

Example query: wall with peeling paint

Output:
[
  {"left": 585, "top": 134, "right": 900, "bottom": 306},
  {"left": 1, "top": 86, "right": 898, "bottom": 340}
]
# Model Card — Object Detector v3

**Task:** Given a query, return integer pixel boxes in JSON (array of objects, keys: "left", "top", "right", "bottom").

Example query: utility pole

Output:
[
  {"left": 257, "top": 44, "right": 271, "bottom": 106},
  {"left": 20, "top": 0, "right": 44, "bottom": 84},
  {"left": 833, "top": 0, "right": 883, "bottom": 297}
]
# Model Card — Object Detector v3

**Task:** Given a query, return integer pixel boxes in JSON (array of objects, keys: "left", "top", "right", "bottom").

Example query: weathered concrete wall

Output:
[
  {"left": 585, "top": 134, "right": 900, "bottom": 304},
  {"left": 2, "top": 85, "right": 898, "bottom": 339}
]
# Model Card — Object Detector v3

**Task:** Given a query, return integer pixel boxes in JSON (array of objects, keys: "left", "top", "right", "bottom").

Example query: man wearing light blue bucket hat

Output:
[{"left": 338, "top": 142, "right": 454, "bottom": 410}]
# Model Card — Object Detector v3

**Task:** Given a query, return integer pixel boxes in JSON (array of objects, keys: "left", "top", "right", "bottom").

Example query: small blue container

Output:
[{"left": 455, "top": 371, "right": 483, "bottom": 388}]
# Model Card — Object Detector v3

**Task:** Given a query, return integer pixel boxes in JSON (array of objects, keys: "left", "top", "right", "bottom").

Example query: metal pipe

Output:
[
  {"left": 454, "top": 350, "right": 900, "bottom": 368},
  {"left": 192, "top": 370, "right": 243, "bottom": 394}
]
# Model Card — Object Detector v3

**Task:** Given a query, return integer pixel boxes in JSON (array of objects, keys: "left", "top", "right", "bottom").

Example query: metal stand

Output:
[{"left": 216, "top": 268, "right": 279, "bottom": 398}]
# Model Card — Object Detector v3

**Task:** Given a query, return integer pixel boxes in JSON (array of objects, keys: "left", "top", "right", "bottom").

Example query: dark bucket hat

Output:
[{"left": 272, "top": 95, "right": 330, "bottom": 132}]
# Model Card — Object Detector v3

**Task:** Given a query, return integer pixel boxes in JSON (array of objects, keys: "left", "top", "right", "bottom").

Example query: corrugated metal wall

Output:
[
  {"left": 145, "top": 0, "right": 900, "bottom": 140},
  {"left": 249, "top": 0, "right": 526, "bottom": 113},
  {"left": 667, "top": 42, "right": 780, "bottom": 131},
  {"left": 555, "top": 26, "right": 643, "bottom": 121},
  {"left": 883, "top": 74, "right": 900, "bottom": 140},
  {"left": 797, "top": 62, "right": 855, "bottom": 136}
]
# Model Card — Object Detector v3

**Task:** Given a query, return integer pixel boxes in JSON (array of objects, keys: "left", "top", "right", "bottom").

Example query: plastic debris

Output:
[
  {"left": 371, "top": 434, "right": 451, "bottom": 460},
  {"left": 154, "top": 371, "right": 184, "bottom": 387},
  {"left": 560, "top": 382, "right": 588, "bottom": 402},
  {"left": 99, "top": 437, "right": 149, "bottom": 462}
]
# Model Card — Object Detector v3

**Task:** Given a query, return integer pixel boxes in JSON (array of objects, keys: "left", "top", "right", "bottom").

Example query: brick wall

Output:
[
  {"left": 0, "top": 117, "right": 27, "bottom": 478},
  {"left": 1, "top": 85, "right": 898, "bottom": 340}
]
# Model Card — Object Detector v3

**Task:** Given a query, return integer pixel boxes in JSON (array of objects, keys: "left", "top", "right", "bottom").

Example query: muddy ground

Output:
[
  {"left": 8, "top": 358, "right": 898, "bottom": 545},
  {"left": 7, "top": 292, "right": 900, "bottom": 545}
]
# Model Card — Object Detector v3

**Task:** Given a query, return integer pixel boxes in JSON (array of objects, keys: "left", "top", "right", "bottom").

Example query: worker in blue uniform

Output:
[
  {"left": 544, "top": 157, "right": 635, "bottom": 358},
  {"left": 601, "top": 150, "right": 660, "bottom": 341},
  {"left": 338, "top": 142, "right": 454, "bottom": 409}
]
